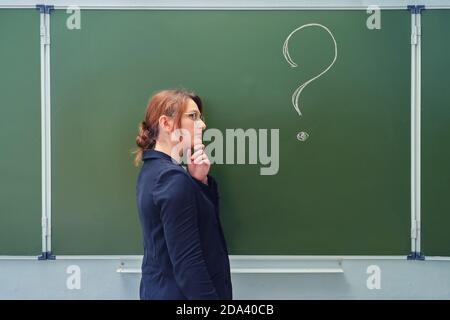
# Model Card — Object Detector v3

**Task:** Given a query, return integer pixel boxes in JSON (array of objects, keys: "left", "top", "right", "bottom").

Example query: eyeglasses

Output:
[{"left": 184, "top": 111, "right": 205, "bottom": 122}]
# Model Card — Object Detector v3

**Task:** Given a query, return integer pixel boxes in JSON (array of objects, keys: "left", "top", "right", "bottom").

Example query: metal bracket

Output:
[
  {"left": 36, "top": 5, "right": 52, "bottom": 45},
  {"left": 35, "top": 4, "right": 54, "bottom": 14},
  {"left": 407, "top": 251, "right": 425, "bottom": 260},
  {"left": 407, "top": 4, "right": 425, "bottom": 14},
  {"left": 38, "top": 251, "right": 56, "bottom": 260}
]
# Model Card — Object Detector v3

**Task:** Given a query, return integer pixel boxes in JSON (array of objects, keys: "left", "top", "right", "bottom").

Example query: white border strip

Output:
[
  {"left": 410, "top": 11, "right": 418, "bottom": 255},
  {"left": 3, "top": 255, "right": 450, "bottom": 261},
  {"left": 38, "top": 8, "right": 52, "bottom": 256},
  {"left": 56, "top": 255, "right": 144, "bottom": 260},
  {"left": 38, "top": 9, "right": 53, "bottom": 257},
  {"left": 231, "top": 268, "right": 344, "bottom": 273},
  {"left": 0, "top": 255, "right": 407, "bottom": 260},
  {"left": 116, "top": 267, "right": 345, "bottom": 274},
  {"left": 0, "top": 0, "right": 450, "bottom": 10},
  {"left": 230, "top": 255, "right": 406, "bottom": 260},
  {"left": 0, "top": 256, "right": 41, "bottom": 260},
  {"left": 409, "top": 8, "right": 423, "bottom": 256},
  {"left": 415, "top": 10, "right": 422, "bottom": 255},
  {"left": 426, "top": 257, "right": 450, "bottom": 261},
  {"left": 39, "top": 10, "right": 47, "bottom": 257},
  {"left": 45, "top": 10, "right": 53, "bottom": 254}
]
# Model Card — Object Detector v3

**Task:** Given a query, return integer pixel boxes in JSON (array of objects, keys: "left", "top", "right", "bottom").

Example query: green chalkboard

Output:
[
  {"left": 50, "top": 10, "right": 411, "bottom": 255},
  {"left": 422, "top": 10, "right": 450, "bottom": 257},
  {"left": 0, "top": 10, "right": 41, "bottom": 255}
]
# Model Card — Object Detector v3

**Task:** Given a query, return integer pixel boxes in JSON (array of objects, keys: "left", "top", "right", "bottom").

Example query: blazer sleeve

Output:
[
  {"left": 190, "top": 174, "right": 220, "bottom": 208},
  {"left": 153, "top": 169, "right": 219, "bottom": 300}
]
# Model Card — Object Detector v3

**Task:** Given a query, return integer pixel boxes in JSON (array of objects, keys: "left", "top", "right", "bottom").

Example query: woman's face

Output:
[{"left": 178, "top": 98, "right": 206, "bottom": 151}]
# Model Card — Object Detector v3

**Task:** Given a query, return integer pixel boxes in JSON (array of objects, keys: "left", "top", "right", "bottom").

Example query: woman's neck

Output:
[{"left": 154, "top": 141, "right": 182, "bottom": 164}]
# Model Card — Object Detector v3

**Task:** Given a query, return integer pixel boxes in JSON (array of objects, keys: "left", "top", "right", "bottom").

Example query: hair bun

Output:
[{"left": 136, "top": 121, "right": 154, "bottom": 149}]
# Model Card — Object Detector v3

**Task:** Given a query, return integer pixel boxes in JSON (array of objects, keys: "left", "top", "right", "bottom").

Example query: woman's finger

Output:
[
  {"left": 201, "top": 158, "right": 211, "bottom": 165},
  {"left": 193, "top": 143, "right": 205, "bottom": 151},
  {"left": 190, "top": 149, "right": 204, "bottom": 160},
  {"left": 194, "top": 154, "right": 209, "bottom": 164},
  {"left": 198, "top": 155, "right": 210, "bottom": 164},
  {"left": 194, "top": 156, "right": 204, "bottom": 164}
]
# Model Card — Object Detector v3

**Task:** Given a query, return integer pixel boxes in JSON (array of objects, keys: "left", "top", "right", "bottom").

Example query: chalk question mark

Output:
[{"left": 283, "top": 23, "right": 337, "bottom": 141}]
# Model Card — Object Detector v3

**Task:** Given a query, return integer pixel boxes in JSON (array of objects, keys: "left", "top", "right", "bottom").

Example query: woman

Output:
[{"left": 133, "top": 89, "right": 232, "bottom": 300}]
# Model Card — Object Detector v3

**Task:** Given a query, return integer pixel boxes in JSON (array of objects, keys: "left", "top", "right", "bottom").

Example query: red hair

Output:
[{"left": 132, "top": 89, "right": 203, "bottom": 166}]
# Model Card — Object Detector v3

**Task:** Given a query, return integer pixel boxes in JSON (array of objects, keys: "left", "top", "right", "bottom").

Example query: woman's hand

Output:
[{"left": 187, "top": 144, "right": 210, "bottom": 185}]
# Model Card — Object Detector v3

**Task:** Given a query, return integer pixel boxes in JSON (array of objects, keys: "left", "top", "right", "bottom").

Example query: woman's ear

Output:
[{"left": 158, "top": 115, "right": 174, "bottom": 133}]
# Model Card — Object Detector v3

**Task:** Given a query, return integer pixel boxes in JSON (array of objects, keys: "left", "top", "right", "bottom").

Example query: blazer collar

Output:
[{"left": 142, "top": 149, "right": 181, "bottom": 165}]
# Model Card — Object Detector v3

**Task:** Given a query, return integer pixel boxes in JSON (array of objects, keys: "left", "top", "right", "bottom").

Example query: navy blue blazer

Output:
[{"left": 136, "top": 149, "right": 232, "bottom": 300}]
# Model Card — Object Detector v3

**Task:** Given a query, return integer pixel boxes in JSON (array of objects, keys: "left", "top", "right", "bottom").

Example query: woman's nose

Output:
[{"left": 198, "top": 119, "right": 206, "bottom": 130}]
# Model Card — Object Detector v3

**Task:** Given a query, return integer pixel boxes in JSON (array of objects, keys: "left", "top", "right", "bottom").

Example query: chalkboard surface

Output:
[
  {"left": 49, "top": 10, "right": 412, "bottom": 255},
  {"left": 0, "top": 9, "right": 41, "bottom": 255},
  {"left": 422, "top": 10, "right": 450, "bottom": 257}
]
